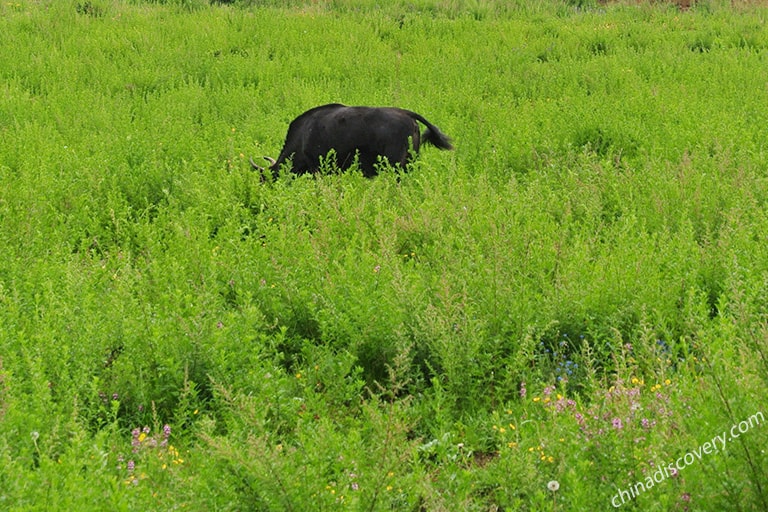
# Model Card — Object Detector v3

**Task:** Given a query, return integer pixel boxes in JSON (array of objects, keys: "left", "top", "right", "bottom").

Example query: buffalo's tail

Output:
[{"left": 407, "top": 112, "right": 454, "bottom": 151}]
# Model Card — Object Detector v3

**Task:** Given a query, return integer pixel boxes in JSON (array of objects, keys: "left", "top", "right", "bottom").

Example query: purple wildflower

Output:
[
  {"left": 131, "top": 428, "right": 141, "bottom": 452},
  {"left": 612, "top": 417, "right": 623, "bottom": 429}
]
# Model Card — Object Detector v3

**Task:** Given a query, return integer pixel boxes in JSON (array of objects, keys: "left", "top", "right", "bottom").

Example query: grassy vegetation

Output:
[{"left": 1, "top": 0, "right": 768, "bottom": 510}]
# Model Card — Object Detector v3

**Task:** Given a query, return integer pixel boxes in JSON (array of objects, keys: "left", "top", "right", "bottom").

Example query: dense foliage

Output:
[{"left": 1, "top": 0, "right": 767, "bottom": 510}]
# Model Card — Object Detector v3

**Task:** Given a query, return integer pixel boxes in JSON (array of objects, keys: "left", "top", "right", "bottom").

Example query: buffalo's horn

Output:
[
  {"left": 249, "top": 156, "right": 265, "bottom": 171},
  {"left": 263, "top": 156, "right": 277, "bottom": 166}
]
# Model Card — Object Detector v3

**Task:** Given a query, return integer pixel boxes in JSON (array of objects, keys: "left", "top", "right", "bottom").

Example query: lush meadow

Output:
[{"left": 1, "top": 0, "right": 768, "bottom": 510}]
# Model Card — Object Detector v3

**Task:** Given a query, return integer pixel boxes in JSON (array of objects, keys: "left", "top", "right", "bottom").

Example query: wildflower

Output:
[
  {"left": 163, "top": 424, "right": 171, "bottom": 438},
  {"left": 373, "top": 265, "right": 381, "bottom": 273},
  {"left": 520, "top": 381, "right": 527, "bottom": 398},
  {"left": 548, "top": 480, "right": 560, "bottom": 492},
  {"left": 131, "top": 428, "right": 141, "bottom": 452},
  {"left": 556, "top": 398, "right": 577, "bottom": 413},
  {"left": 112, "top": 393, "right": 119, "bottom": 401},
  {"left": 681, "top": 492, "right": 691, "bottom": 502},
  {"left": 612, "top": 418, "right": 623, "bottom": 429},
  {"left": 127, "top": 460, "right": 135, "bottom": 472}
]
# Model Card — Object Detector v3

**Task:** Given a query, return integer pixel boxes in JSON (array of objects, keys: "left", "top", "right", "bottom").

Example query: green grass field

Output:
[{"left": 1, "top": 0, "right": 767, "bottom": 510}]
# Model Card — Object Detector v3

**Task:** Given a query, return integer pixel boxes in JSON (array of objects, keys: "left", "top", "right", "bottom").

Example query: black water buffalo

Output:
[{"left": 251, "top": 103, "right": 453, "bottom": 178}]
